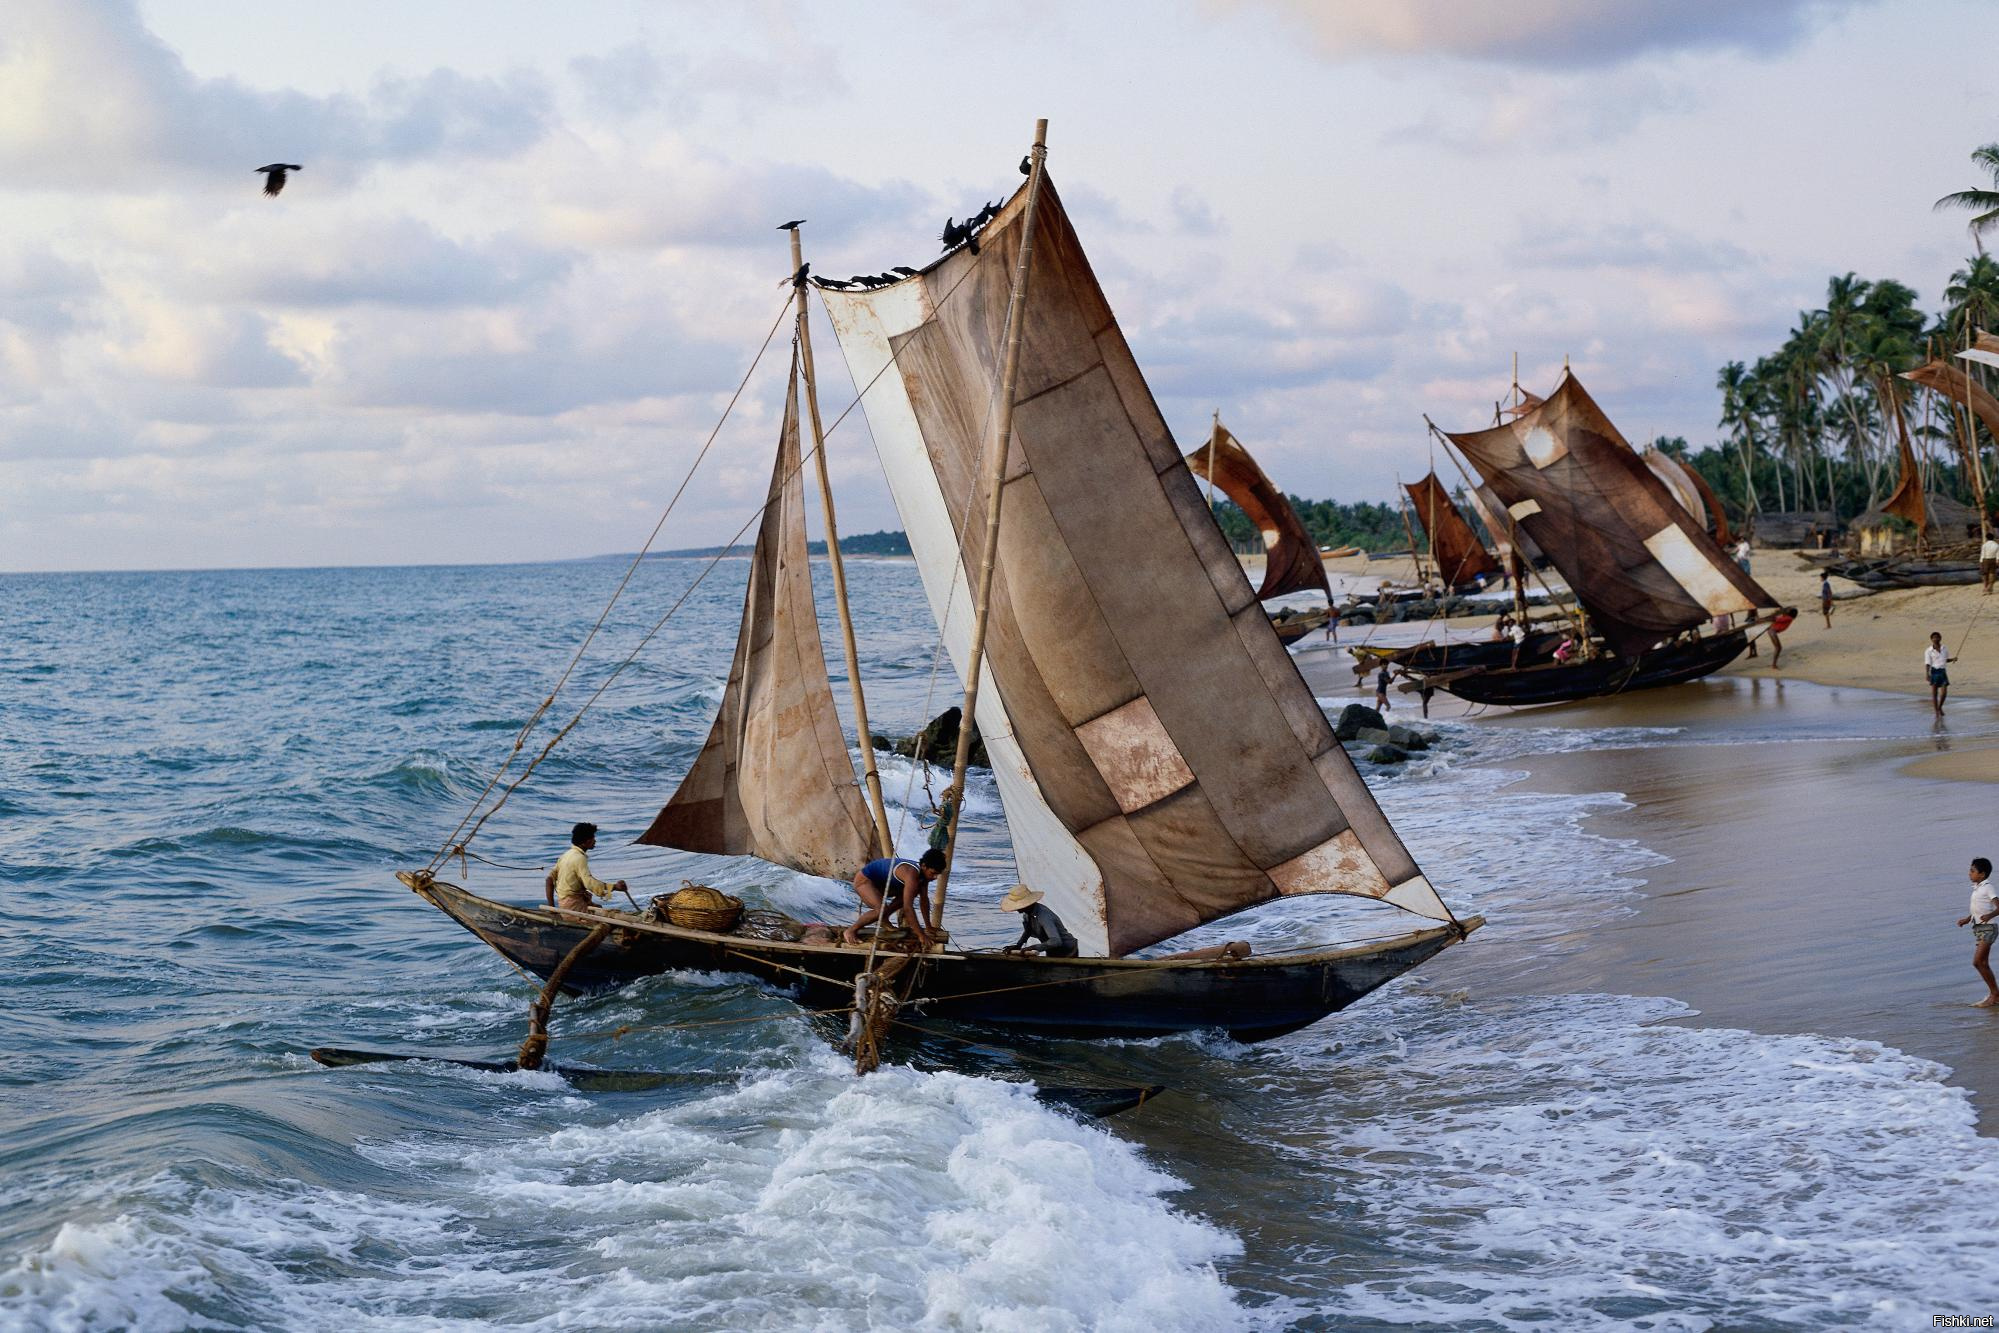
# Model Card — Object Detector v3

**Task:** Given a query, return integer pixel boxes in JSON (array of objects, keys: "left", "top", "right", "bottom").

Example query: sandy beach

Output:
[{"left": 1292, "top": 545, "right": 1999, "bottom": 1129}]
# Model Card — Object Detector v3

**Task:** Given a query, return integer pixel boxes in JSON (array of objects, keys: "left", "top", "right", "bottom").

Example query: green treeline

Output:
[
  {"left": 1208, "top": 497, "right": 1410, "bottom": 553},
  {"left": 1657, "top": 261, "right": 1998, "bottom": 527}
]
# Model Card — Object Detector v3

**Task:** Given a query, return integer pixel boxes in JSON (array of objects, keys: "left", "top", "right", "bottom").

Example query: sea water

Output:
[{"left": 0, "top": 560, "right": 1994, "bottom": 1331}]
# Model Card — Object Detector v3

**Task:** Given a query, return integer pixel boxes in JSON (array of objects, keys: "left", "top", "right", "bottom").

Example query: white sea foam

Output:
[
  {"left": 1251, "top": 988, "right": 1999, "bottom": 1330},
  {"left": 3, "top": 1048, "right": 1241, "bottom": 1332}
]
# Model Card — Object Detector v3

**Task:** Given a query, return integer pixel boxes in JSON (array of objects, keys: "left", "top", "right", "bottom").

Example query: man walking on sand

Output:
[
  {"left": 1956, "top": 857, "right": 1999, "bottom": 1007},
  {"left": 1820, "top": 573, "right": 1834, "bottom": 629},
  {"left": 1981, "top": 531, "right": 1997, "bottom": 594},
  {"left": 1926, "top": 630, "right": 1956, "bottom": 716}
]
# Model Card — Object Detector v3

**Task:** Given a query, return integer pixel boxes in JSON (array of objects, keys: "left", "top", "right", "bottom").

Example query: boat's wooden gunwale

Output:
[{"left": 404, "top": 877, "right": 1476, "bottom": 972}]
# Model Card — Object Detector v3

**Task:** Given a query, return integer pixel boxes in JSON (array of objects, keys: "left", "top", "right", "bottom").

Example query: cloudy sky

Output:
[{"left": 3, "top": 0, "right": 1997, "bottom": 571}]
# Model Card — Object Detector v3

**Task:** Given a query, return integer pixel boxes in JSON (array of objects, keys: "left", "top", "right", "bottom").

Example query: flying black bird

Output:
[
  {"left": 776, "top": 219, "right": 806, "bottom": 230},
  {"left": 891, "top": 266, "right": 917, "bottom": 277},
  {"left": 257, "top": 164, "right": 302, "bottom": 196},
  {"left": 1018, "top": 154, "right": 1031, "bottom": 176}
]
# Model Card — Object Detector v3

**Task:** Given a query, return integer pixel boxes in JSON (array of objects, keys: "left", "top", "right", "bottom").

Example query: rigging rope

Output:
[
  {"left": 430, "top": 244, "right": 997, "bottom": 869},
  {"left": 426, "top": 293, "right": 795, "bottom": 874}
]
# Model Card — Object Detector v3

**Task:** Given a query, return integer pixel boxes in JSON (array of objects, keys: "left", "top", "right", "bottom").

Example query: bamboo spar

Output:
[
  {"left": 931, "top": 118, "right": 1051, "bottom": 935},
  {"left": 789, "top": 226, "right": 893, "bottom": 854}
]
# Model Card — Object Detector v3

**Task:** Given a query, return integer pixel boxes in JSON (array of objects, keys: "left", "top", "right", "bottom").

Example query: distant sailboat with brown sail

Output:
[
  {"left": 1185, "top": 416, "right": 1338, "bottom": 643},
  {"left": 1400, "top": 371, "right": 1780, "bottom": 705},
  {"left": 402, "top": 122, "right": 1477, "bottom": 1050}
]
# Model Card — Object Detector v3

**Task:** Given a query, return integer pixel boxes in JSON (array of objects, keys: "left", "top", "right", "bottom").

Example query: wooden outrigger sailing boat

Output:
[
  {"left": 1395, "top": 372, "right": 1780, "bottom": 706},
  {"left": 1185, "top": 417, "right": 1338, "bottom": 644},
  {"left": 404, "top": 123, "right": 1478, "bottom": 1046}
]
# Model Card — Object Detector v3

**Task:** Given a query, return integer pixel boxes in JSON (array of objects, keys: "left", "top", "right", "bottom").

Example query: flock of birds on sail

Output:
[{"left": 810, "top": 196, "right": 1007, "bottom": 291}]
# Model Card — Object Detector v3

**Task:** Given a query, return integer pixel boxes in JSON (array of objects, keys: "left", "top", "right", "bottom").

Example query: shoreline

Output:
[{"left": 1464, "top": 679, "right": 1999, "bottom": 1128}]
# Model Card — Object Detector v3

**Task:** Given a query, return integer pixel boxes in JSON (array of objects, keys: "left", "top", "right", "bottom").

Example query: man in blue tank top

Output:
[{"left": 845, "top": 848, "right": 945, "bottom": 948}]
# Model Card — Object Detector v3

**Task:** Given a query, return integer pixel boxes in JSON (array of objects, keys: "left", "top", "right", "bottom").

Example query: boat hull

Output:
[
  {"left": 1414, "top": 627, "right": 1752, "bottom": 706},
  {"left": 410, "top": 880, "right": 1478, "bottom": 1043}
]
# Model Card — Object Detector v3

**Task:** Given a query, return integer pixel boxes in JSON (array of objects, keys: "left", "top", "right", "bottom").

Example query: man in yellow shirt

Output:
[{"left": 542, "top": 822, "right": 628, "bottom": 914}]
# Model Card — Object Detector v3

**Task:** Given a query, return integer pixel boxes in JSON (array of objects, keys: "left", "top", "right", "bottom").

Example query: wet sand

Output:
[{"left": 1486, "top": 681, "right": 1999, "bottom": 1124}]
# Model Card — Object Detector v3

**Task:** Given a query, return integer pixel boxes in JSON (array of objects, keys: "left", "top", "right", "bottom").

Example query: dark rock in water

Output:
[
  {"left": 1365, "top": 744, "right": 1409, "bottom": 764},
  {"left": 875, "top": 705, "right": 988, "bottom": 768},
  {"left": 1386, "top": 725, "right": 1432, "bottom": 751},
  {"left": 1333, "top": 703, "right": 1386, "bottom": 741},
  {"left": 1354, "top": 726, "right": 1394, "bottom": 747}
]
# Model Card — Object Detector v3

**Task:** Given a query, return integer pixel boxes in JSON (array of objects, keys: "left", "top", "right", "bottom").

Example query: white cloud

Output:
[
  {"left": 1221, "top": 0, "right": 1869, "bottom": 68},
  {"left": 0, "top": 0, "right": 552, "bottom": 191}
]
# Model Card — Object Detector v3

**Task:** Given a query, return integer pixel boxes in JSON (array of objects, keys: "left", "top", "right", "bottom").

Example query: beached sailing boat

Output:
[
  {"left": 1184, "top": 417, "right": 1338, "bottom": 643},
  {"left": 1397, "top": 371, "right": 1781, "bottom": 706},
  {"left": 403, "top": 123, "right": 1477, "bottom": 1044}
]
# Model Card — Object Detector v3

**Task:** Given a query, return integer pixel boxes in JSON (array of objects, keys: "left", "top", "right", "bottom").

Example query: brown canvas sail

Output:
[
  {"left": 1444, "top": 372, "right": 1775, "bottom": 659},
  {"left": 1906, "top": 357, "right": 1999, "bottom": 507},
  {"left": 1184, "top": 420, "right": 1331, "bottom": 601},
  {"left": 1404, "top": 472, "right": 1500, "bottom": 587},
  {"left": 1642, "top": 450, "right": 1709, "bottom": 532},
  {"left": 1679, "top": 463, "right": 1733, "bottom": 545},
  {"left": 821, "top": 178, "right": 1450, "bottom": 957},
  {"left": 1876, "top": 375, "right": 1927, "bottom": 532},
  {"left": 637, "top": 351, "right": 883, "bottom": 877}
]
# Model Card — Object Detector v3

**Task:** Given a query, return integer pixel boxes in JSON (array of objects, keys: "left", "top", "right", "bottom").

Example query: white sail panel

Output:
[
  {"left": 820, "top": 283, "right": 1113, "bottom": 957},
  {"left": 820, "top": 179, "right": 1451, "bottom": 956}
]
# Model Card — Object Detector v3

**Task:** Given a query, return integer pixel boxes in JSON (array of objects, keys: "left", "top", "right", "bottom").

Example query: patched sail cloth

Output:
[
  {"left": 820, "top": 179, "right": 1449, "bottom": 957},
  {"left": 1445, "top": 372, "right": 1776, "bottom": 659},
  {"left": 1184, "top": 420, "right": 1331, "bottom": 601},
  {"left": 1404, "top": 472, "right": 1500, "bottom": 587},
  {"left": 638, "top": 353, "right": 882, "bottom": 877}
]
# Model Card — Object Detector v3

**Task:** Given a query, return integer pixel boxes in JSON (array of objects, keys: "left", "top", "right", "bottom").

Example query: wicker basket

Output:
[{"left": 661, "top": 882, "right": 743, "bottom": 933}]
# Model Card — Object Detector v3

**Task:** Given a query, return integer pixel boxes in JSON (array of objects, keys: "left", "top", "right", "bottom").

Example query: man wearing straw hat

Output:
[{"left": 998, "top": 884, "right": 1078, "bottom": 958}]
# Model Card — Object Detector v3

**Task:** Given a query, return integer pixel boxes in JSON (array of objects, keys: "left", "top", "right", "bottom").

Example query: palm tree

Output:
[
  {"left": 1716, "top": 360, "right": 1761, "bottom": 515},
  {"left": 1935, "top": 144, "right": 1999, "bottom": 249},
  {"left": 1944, "top": 253, "right": 1999, "bottom": 339}
]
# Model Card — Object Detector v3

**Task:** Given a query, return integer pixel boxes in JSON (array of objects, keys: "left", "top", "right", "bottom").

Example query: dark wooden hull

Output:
[
  {"left": 1269, "top": 606, "right": 1335, "bottom": 645},
  {"left": 1351, "top": 631, "right": 1565, "bottom": 675},
  {"left": 409, "top": 880, "right": 1479, "bottom": 1043},
  {"left": 1827, "top": 558, "right": 1980, "bottom": 590},
  {"left": 1415, "top": 628, "right": 1752, "bottom": 706}
]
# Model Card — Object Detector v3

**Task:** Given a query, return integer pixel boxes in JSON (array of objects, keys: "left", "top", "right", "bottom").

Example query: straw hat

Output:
[{"left": 998, "top": 884, "right": 1043, "bottom": 912}]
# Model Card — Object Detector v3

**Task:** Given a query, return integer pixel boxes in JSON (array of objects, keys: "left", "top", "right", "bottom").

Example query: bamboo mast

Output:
[
  {"left": 787, "top": 224, "right": 893, "bottom": 853},
  {"left": 930, "top": 118, "right": 1051, "bottom": 935}
]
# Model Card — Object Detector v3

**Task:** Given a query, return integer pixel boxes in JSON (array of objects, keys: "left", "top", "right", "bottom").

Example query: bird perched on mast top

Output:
[
  {"left": 257, "top": 164, "right": 302, "bottom": 196},
  {"left": 776, "top": 219, "right": 805, "bottom": 231}
]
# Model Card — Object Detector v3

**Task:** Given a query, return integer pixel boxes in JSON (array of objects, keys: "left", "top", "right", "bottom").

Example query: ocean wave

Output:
[{"left": 4, "top": 1056, "right": 1242, "bottom": 1332}]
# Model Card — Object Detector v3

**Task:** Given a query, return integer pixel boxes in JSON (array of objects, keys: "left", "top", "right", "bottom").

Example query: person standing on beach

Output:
[
  {"left": 1375, "top": 663, "right": 1393, "bottom": 712},
  {"left": 1820, "top": 573, "right": 1834, "bottom": 629},
  {"left": 1926, "top": 631, "right": 1956, "bottom": 716},
  {"left": 1956, "top": 857, "right": 1999, "bottom": 1007},
  {"left": 1981, "top": 531, "right": 1997, "bottom": 594},
  {"left": 1732, "top": 537, "right": 1752, "bottom": 575}
]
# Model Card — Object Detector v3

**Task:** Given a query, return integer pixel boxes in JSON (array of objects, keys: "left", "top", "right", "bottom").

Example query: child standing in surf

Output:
[{"left": 1956, "top": 857, "right": 1999, "bottom": 1008}]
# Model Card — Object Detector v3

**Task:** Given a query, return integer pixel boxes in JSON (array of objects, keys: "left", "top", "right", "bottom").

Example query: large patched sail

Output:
[
  {"left": 1184, "top": 419, "right": 1332, "bottom": 601},
  {"left": 1445, "top": 372, "right": 1776, "bottom": 658},
  {"left": 1404, "top": 472, "right": 1500, "bottom": 587},
  {"left": 820, "top": 180, "right": 1449, "bottom": 957},
  {"left": 638, "top": 350, "right": 882, "bottom": 877}
]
